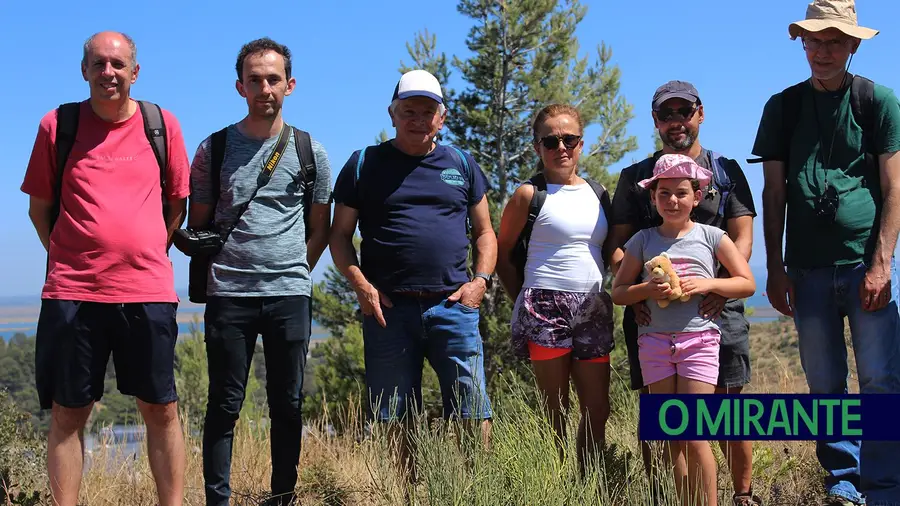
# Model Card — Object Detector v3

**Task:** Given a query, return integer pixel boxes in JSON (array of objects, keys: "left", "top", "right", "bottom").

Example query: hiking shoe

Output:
[
  {"left": 733, "top": 492, "right": 763, "bottom": 505},
  {"left": 822, "top": 495, "right": 858, "bottom": 506}
]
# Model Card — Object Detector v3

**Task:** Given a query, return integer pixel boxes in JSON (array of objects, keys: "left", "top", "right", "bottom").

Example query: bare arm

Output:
[
  {"left": 329, "top": 204, "right": 367, "bottom": 289},
  {"left": 608, "top": 223, "right": 636, "bottom": 277},
  {"left": 305, "top": 203, "right": 331, "bottom": 271},
  {"left": 725, "top": 215, "right": 753, "bottom": 263},
  {"left": 872, "top": 151, "right": 900, "bottom": 272},
  {"left": 761, "top": 161, "right": 787, "bottom": 271},
  {"left": 164, "top": 198, "right": 187, "bottom": 250},
  {"left": 468, "top": 196, "right": 497, "bottom": 277},
  {"left": 448, "top": 196, "right": 497, "bottom": 306},
  {"left": 28, "top": 197, "right": 54, "bottom": 252},
  {"left": 495, "top": 185, "right": 533, "bottom": 300},
  {"left": 187, "top": 203, "right": 215, "bottom": 230},
  {"left": 710, "top": 235, "right": 756, "bottom": 298},
  {"left": 611, "top": 250, "right": 658, "bottom": 306}
]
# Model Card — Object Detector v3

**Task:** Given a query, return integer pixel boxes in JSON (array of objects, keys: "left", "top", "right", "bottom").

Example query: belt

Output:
[{"left": 394, "top": 290, "right": 453, "bottom": 299}]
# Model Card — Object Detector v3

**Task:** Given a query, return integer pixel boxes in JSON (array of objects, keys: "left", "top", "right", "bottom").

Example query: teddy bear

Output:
[{"left": 644, "top": 252, "right": 690, "bottom": 308}]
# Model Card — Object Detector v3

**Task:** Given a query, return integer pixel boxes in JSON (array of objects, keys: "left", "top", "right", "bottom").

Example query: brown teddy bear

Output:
[{"left": 644, "top": 252, "right": 690, "bottom": 308}]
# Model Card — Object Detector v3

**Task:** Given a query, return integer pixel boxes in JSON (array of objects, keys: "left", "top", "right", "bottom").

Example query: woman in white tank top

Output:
[{"left": 496, "top": 104, "right": 615, "bottom": 474}]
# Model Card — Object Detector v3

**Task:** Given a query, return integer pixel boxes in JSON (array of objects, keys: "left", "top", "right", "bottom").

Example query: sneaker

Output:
[
  {"left": 732, "top": 492, "right": 763, "bottom": 506},
  {"left": 822, "top": 495, "right": 858, "bottom": 506}
]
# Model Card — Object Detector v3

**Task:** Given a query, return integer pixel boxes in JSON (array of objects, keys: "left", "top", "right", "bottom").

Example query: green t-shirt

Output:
[{"left": 751, "top": 78, "right": 900, "bottom": 268}]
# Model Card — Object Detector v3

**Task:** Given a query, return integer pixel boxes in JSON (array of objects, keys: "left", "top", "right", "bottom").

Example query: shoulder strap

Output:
[
  {"left": 292, "top": 128, "right": 318, "bottom": 241},
  {"left": 780, "top": 81, "right": 806, "bottom": 162},
  {"left": 355, "top": 146, "right": 371, "bottom": 181},
  {"left": 208, "top": 128, "right": 228, "bottom": 226},
  {"left": 850, "top": 75, "right": 876, "bottom": 159},
  {"left": 137, "top": 101, "right": 168, "bottom": 188},
  {"left": 53, "top": 102, "right": 81, "bottom": 231},
  {"left": 585, "top": 178, "right": 613, "bottom": 268},
  {"left": 523, "top": 173, "right": 548, "bottom": 243},
  {"left": 708, "top": 151, "right": 733, "bottom": 223},
  {"left": 447, "top": 145, "right": 470, "bottom": 180}
]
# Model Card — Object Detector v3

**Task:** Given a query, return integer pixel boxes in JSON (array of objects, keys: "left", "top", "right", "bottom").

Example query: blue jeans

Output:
[
  {"left": 362, "top": 293, "right": 493, "bottom": 421},
  {"left": 202, "top": 296, "right": 311, "bottom": 506},
  {"left": 789, "top": 261, "right": 900, "bottom": 505}
]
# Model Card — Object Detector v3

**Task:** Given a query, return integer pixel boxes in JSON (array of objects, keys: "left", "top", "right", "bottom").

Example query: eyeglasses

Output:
[
  {"left": 802, "top": 37, "right": 850, "bottom": 53},
  {"left": 655, "top": 105, "right": 698, "bottom": 123},
  {"left": 538, "top": 134, "right": 582, "bottom": 150}
]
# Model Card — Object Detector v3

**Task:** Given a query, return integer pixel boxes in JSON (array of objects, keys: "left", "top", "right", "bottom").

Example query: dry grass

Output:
[{"left": 21, "top": 319, "right": 846, "bottom": 505}]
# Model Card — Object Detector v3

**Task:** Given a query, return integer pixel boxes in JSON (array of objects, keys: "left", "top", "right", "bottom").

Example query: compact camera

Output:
[
  {"left": 173, "top": 228, "right": 225, "bottom": 257},
  {"left": 814, "top": 184, "right": 839, "bottom": 223}
]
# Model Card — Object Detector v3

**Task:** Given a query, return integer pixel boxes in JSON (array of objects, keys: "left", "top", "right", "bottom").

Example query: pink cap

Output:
[{"left": 637, "top": 153, "right": 713, "bottom": 189}]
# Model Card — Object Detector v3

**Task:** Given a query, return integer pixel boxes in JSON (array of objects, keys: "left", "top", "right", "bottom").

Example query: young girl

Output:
[{"left": 611, "top": 153, "right": 755, "bottom": 506}]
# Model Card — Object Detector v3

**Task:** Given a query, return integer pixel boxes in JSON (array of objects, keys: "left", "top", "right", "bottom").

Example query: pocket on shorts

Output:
[{"left": 699, "top": 330, "right": 721, "bottom": 346}]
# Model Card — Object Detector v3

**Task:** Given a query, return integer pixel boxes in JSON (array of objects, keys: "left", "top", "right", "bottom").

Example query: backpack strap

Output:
[
  {"left": 355, "top": 146, "right": 371, "bottom": 181},
  {"left": 208, "top": 128, "right": 228, "bottom": 227},
  {"left": 52, "top": 102, "right": 81, "bottom": 231},
  {"left": 708, "top": 150, "right": 732, "bottom": 223},
  {"left": 850, "top": 75, "right": 876, "bottom": 167},
  {"left": 522, "top": 173, "right": 548, "bottom": 246},
  {"left": 780, "top": 81, "right": 806, "bottom": 163},
  {"left": 291, "top": 127, "right": 318, "bottom": 241},
  {"left": 137, "top": 101, "right": 168, "bottom": 189},
  {"left": 447, "top": 144, "right": 471, "bottom": 180},
  {"left": 585, "top": 178, "right": 613, "bottom": 269}
]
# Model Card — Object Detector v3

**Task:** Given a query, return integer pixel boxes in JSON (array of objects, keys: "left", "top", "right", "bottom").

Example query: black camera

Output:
[
  {"left": 173, "top": 228, "right": 225, "bottom": 304},
  {"left": 173, "top": 228, "right": 225, "bottom": 257},
  {"left": 814, "top": 184, "right": 839, "bottom": 223}
]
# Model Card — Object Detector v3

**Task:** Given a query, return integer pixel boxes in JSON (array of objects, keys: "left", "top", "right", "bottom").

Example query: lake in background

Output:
[{"left": 1, "top": 266, "right": 782, "bottom": 341}]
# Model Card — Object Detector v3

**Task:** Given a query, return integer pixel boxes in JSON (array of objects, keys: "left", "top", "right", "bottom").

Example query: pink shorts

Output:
[{"left": 638, "top": 329, "right": 720, "bottom": 386}]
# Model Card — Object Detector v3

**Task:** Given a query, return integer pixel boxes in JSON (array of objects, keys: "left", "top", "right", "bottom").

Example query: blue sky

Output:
[{"left": 2, "top": 0, "right": 899, "bottom": 299}]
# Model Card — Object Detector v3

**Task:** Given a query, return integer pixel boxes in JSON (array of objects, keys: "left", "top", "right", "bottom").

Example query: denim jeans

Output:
[
  {"left": 362, "top": 293, "right": 493, "bottom": 422},
  {"left": 788, "top": 261, "right": 900, "bottom": 505},
  {"left": 202, "top": 296, "right": 311, "bottom": 506}
]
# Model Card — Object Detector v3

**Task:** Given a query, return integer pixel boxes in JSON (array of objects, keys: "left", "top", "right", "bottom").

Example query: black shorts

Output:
[
  {"left": 623, "top": 299, "right": 751, "bottom": 390},
  {"left": 35, "top": 300, "right": 179, "bottom": 410}
]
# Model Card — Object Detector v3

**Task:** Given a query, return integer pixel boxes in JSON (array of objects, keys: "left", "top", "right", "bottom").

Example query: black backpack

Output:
[
  {"left": 763, "top": 75, "right": 876, "bottom": 167},
  {"left": 53, "top": 100, "right": 169, "bottom": 231},
  {"left": 510, "top": 173, "right": 613, "bottom": 278},
  {"left": 206, "top": 126, "right": 318, "bottom": 241}
]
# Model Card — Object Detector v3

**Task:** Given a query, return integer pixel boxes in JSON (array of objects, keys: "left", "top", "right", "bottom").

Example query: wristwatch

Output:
[{"left": 473, "top": 272, "right": 493, "bottom": 288}]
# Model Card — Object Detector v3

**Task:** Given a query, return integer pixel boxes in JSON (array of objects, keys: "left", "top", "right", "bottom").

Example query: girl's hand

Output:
[
  {"left": 681, "top": 278, "right": 715, "bottom": 297},
  {"left": 647, "top": 279, "right": 674, "bottom": 300}
]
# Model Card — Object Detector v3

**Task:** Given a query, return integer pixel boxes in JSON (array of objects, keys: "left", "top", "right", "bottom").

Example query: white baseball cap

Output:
[{"left": 392, "top": 69, "right": 443, "bottom": 104}]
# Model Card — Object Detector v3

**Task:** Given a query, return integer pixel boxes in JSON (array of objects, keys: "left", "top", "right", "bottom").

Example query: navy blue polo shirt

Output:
[{"left": 333, "top": 141, "right": 488, "bottom": 293}]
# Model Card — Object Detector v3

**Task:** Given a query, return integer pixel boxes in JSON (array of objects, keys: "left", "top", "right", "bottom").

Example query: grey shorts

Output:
[{"left": 623, "top": 298, "right": 751, "bottom": 390}]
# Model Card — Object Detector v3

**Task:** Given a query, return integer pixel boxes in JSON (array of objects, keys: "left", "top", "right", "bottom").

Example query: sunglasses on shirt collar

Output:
[{"left": 537, "top": 134, "right": 582, "bottom": 150}]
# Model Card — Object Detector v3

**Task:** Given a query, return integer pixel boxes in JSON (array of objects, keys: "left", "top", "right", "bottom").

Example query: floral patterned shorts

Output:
[{"left": 511, "top": 288, "right": 615, "bottom": 361}]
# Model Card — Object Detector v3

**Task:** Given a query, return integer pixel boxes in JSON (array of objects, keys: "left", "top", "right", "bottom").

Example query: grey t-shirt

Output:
[
  {"left": 190, "top": 124, "right": 333, "bottom": 297},
  {"left": 623, "top": 223, "right": 726, "bottom": 335}
]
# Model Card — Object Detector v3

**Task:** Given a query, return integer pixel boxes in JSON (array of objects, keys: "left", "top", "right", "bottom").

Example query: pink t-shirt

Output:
[{"left": 21, "top": 100, "right": 191, "bottom": 303}]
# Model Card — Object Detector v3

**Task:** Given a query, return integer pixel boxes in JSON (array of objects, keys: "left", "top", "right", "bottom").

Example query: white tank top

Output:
[{"left": 523, "top": 182, "right": 608, "bottom": 293}]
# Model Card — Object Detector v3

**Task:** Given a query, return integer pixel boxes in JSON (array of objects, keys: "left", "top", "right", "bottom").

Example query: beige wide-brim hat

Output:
[{"left": 788, "top": 0, "right": 878, "bottom": 40}]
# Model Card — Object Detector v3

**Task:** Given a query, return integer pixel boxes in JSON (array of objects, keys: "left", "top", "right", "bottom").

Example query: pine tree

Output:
[{"left": 399, "top": 0, "right": 637, "bottom": 385}]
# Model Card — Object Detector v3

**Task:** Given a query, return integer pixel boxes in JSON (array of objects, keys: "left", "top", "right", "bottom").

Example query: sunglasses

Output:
[
  {"left": 655, "top": 105, "right": 698, "bottom": 122},
  {"left": 538, "top": 134, "right": 582, "bottom": 150}
]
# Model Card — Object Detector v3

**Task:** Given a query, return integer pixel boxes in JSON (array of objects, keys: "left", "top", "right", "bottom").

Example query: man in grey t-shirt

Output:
[{"left": 187, "top": 37, "right": 332, "bottom": 506}]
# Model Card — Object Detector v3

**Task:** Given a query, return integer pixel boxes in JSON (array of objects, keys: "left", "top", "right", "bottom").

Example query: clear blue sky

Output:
[{"left": 2, "top": 0, "right": 899, "bottom": 298}]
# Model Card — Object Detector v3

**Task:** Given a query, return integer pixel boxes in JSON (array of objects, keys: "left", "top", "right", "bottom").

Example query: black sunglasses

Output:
[
  {"left": 538, "top": 134, "right": 582, "bottom": 150},
  {"left": 656, "top": 105, "right": 698, "bottom": 122}
]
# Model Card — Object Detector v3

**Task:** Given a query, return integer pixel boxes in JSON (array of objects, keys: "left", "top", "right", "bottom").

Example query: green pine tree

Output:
[{"left": 399, "top": 0, "right": 638, "bottom": 386}]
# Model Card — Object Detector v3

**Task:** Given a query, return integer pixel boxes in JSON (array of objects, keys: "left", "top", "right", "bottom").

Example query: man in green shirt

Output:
[{"left": 751, "top": 1, "right": 900, "bottom": 505}]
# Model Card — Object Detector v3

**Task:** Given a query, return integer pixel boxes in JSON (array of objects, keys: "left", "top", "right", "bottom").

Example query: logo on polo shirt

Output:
[{"left": 441, "top": 168, "right": 465, "bottom": 186}]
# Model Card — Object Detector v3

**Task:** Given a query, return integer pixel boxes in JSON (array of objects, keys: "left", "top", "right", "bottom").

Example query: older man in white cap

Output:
[
  {"left": 750, "top": 1, "right": 900, "bottom": 505},
  {"left": 329, "top": 69, "right": 496, "bottom": 482}
]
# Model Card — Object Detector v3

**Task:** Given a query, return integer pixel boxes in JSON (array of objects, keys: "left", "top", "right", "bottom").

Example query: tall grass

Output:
[{"left": 19, "top": 320, "right": 830, "bottom": 505}]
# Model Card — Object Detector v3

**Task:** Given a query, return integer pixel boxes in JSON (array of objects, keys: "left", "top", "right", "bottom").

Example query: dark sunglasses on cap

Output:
[
  {"left": 538, "top": 134, "right": 582, "bottom": 150},
  {"left": 655, "top": 104, "right": 698, "bottom": 122}
]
